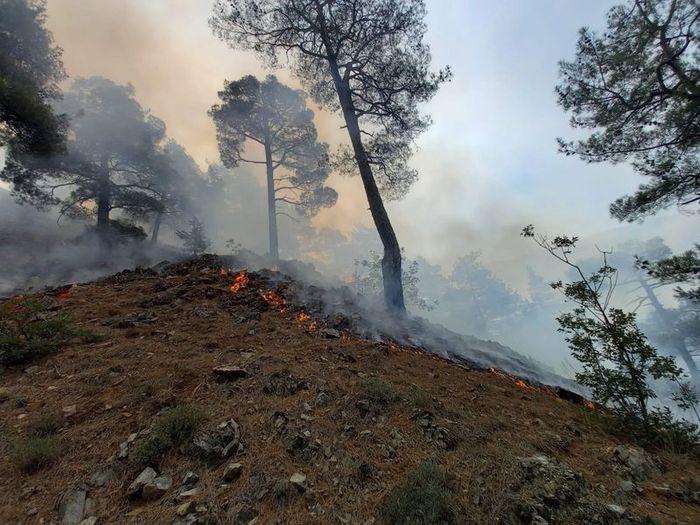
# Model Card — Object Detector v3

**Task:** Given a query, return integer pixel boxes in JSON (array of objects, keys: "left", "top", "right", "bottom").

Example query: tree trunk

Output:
[
  {"left": 638, "top": 276, "right": 700, "bottom": 384},
  {"left": 96, "top": 154, "right": 111, "bottom": 245},
  {"left": 264, "top": 136, "right": 280, "bottom": 260},
  {"left": 326, "top": 60, "right": 406, "bottom": 314},
  {"left": 151, "top": 212, "right": 162, "bottom": 245}
]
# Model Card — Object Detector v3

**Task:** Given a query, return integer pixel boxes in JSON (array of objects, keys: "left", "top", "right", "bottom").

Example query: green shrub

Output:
[
  {"left": 28, "top": 412, "right": 62, "bottom": 437},
  {"left": 382, "top": 461, "right": 455, "bottom": 524},
  {"left": 134, "top": 405, "right": 205, "bottom": 464},
  {"left": 0, "top": 297, "right": 103, "bottom": 365},
  {"left": 10, "top": 436, "right": 59, "bottom": 473},
  {"left": 362, "top": 378, "right": 401, "bottom": 405},
  {"left": 523, "top": 227, "right": 699, "bottom": 448},
  {"left": 405, "top": 385, "right": 432, "bottom": 408}
]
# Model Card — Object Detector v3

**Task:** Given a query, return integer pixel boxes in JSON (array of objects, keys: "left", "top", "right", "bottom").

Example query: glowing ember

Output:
[
  {"left": 296, "top": 312, "right": 312, "bottom": 324},
  {"left": 514, "top": 379, "right": 532, "bottom": 390},
  {"left": 488, "top": 367, "right": 508, "bottom": 379},
  {"left": 229, "top": 271, "right": 249, "bottom": 293},
  {"left": 56, "top": 290, "right": 72, "bottom": 300},
  {"left": 388, "top": 342, "right": 399, "bottom": 352},
  {"left": 584, "top": 401, "right": 595, "bottom": 410},
  {"left": 260, "top": 290, "right": 285, "bottom": 307}
]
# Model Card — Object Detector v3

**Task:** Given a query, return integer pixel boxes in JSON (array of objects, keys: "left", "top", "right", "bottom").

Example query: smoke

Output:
[{"left": 0, "top": 0, "right": 696, "bottom": 411}]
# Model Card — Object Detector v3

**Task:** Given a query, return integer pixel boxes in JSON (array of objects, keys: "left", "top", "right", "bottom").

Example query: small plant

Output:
[
  {"left": 522, "top": 226, "right": 698, "bottom": 446},
  {"left": 0, "top": 297, "right": 100, "bottom": 365},
  {"left": 382, "top": 461, "right": 456, "bottom": 524},
  {"left": 9, "top": 436, "right": 59, "bottom": 473},
  {"left": 176, "top": 217, "right": 211, "bottom": 256},
  {"left": 134, "top": 405, "right": 205, "bottom": 464},
  {"left": 405, "top": 385, "right": 432, "bottom": 408},
  {"left": 225, "top": 238, "right": 243, "bottom": 256},
  {"left": 28, "top": 412, "right": 62, "bottom": 437},
  {"left": 362, "top": 378, "right": 401, "bottom": 405}
]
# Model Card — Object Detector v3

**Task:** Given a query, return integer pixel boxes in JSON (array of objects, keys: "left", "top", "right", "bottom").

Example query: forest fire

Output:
[{"left": 229, "top": 271, "right": 249, "bottom": 293}]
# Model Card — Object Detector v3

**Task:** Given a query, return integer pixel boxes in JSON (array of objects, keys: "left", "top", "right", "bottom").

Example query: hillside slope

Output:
[{"left": 0, "top": 258, "right": 698, "bottom": 525}]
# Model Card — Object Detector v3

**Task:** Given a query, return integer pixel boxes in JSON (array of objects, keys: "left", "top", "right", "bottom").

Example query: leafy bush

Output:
[
  {"left": 523, "top": 226, "right": 699, "bottom": 446},
  {"left": 0, "top": 297, "right": 101, "bottom": 365},
  {"left": 10, "top": 436, "right": 59, "bottom": 473},
  {"left": 382, "top": 461, "right": 455, "bottom": 524},
  {"left": 134, "top": 405, "right": 205, "bottom": 464}
]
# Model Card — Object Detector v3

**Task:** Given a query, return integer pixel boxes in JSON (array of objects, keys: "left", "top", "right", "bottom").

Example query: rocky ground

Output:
[{"left": 0, "top": 258, "right": 699, "bottom": 524}]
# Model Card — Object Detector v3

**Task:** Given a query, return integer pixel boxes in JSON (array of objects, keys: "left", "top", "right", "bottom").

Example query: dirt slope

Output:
[{"left": 0, "top": 259, "right": 698, "bottom": 525}]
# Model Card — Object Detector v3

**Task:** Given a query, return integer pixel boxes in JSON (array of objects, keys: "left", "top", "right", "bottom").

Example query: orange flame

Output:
[
  {"left": 260, "top": 290, "right": 285, "bottom": 307},
  {"left": 296, "top": 312, "right": 312, "bottom": 324},
  {"left": 56, "top": 290, "right": 72, "bottom": 300},
  {"left": 229, "top": 271, "right": 249, "bottom": 293},
  {"left": 514, "top": 379, "right": 533, "bottom": 390}
]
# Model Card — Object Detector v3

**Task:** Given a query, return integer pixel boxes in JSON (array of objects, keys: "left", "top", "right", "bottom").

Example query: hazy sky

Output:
[{"left": 41, "top": 0, "right": 698, "bottom": 290}]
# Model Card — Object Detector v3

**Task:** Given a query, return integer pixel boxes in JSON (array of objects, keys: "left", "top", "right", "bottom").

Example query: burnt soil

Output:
[{"left": 0, "top": 258, "right": 699, "bottom": 524}]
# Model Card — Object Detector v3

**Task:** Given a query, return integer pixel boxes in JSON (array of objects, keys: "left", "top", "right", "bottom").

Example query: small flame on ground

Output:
[
  {"left": 514, "top": 379, "right": 533, "bottom": 390},
  {"left": 260, "top": 290, "right": 285, "bottom": 307},
  {"left": 296, "top": 312, "right": 312, "bottom": 324},
  {"left": 56, "top": 290, "right": 72, "bottom": 300},
  {"left": 229, "top": 271, "right": 250, "bottom": 293},
  {"left": 295, "top": 311, "right": 317, "bottom": 332}
]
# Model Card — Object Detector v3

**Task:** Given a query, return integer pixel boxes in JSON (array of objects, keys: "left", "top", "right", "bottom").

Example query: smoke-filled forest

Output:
[{"left": 1, "top": 1, "right": 700, "bottom": 524}]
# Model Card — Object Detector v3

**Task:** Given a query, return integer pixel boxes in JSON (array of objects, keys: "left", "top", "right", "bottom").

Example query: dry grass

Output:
[{"left": 0, "top": 264, "right": 697, "bottom": 524}]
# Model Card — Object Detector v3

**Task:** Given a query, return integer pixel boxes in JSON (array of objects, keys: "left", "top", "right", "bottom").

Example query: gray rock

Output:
[
  {"left": 127, "top": 467, "right": 157, "bottom": 498},
  {"left": 223, "top": 462, "right": 243, "bottom": 482},
  {"left": 192, "top": 419, "right": 241, "bottom": 459},
  {"left": 182, "top": 471, "right": 199, "bottom": 487},
  {"left": 89, "top": 466, "right": 115, "bottom": 488},
  {"left": 612, "top": 445, "right": 660, "bottom": 481},
  {"left": 117, "top": 441, "right": 129, "bottom": 460},
  {"left": 211, "top": 365, "right": 248, "bottom": 380},
  {"left": 606, "top": 503, "right": 626, "bottom": 517},
  {"left": 142, "top": 475, "right": 172, "bottom": 501},
  {"left": 177, "top": 487, "right": 201, "bottom": 499},
  {"left": 176, "top": 501, "right": 195, "bottom": 517},
  {"left": 321, "top": 328, "right": 341, "bottom": 339},
  {"left": 290, "top": 472, "right": 307, "bottom": 491},
  {"left": 59, "top": 487, "right": 87, "bottom": 525}
]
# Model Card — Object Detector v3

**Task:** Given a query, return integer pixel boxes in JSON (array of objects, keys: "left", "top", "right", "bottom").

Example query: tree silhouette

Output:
[
  {"left": 210, "top": 0, "right": 450, "bottom": 313},
  {"left": 2, "top": 77, "right": 170, "bottom": 243},
  {"left": 557, "top": 0, "right": 700, "bottom": 220},
  {"left": 0, "top": 0, "right": 67, "bottom": 155},
  {"left": 210, "top": 74, "right": 336, "bottom": 259}
]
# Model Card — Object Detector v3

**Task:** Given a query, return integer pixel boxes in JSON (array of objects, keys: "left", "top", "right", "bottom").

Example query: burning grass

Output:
[{"left": 229, "top": 271, "right": 250, "bottom": 293}]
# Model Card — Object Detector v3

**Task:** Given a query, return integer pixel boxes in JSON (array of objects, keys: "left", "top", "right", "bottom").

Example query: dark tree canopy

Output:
[
  {"left": 210, "top": 74, "right": 336, "bottom": 258},
  {"left": 1, "top": 77, "right": 171, "bottom": 240},
  {"left": 210, "top": 0, "right": 449, "bottom": 312},
  {"left": 0, "top": 0, "right": 67, "bottom": 155},
  {"left": 556, "top": 0, "right": 700, "bottom": 221}
]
